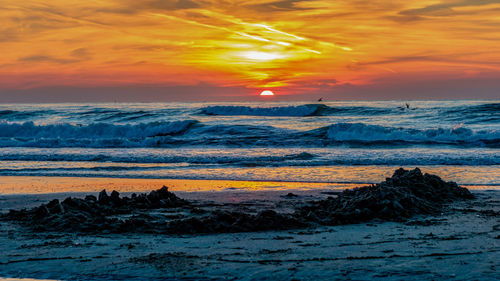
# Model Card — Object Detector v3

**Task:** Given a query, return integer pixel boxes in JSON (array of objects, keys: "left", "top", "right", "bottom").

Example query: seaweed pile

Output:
[{"left": 1, "top": 168, "right": 474, "bottom": 234}]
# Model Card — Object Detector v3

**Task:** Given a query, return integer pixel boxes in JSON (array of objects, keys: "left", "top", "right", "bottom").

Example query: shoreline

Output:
[
  {"left": 0, "top": 176, "right": 359, "bottom": 195},
  {"left": 0, "top": 169, "right": 498, "bottom": 280},
  {"left": 0, "top": 175, "right": 498, "bottom": 196}
]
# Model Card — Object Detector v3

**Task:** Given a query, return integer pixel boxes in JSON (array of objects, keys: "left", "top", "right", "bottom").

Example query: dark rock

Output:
[
  {"left": 147, "top": 190, "right": 160, "bottom": 203},
  {"left": 33, "top": 205, "right": 50, "bottom": 218},
  {"left": 98, "top": 190, "right": 109, "bottom": 204},
  {"left": 1, "top": 186, "right": 188, "bottom": 234},
  {"left": 135, "top": 194, "right": 150, "bottom": 205},
  {"left": 157, "top": 186, "right": 170, "bottom": 197},
  {"left": 46, "top": 199, "right": 59, "bottom": 209},
  {"left": 110, "top": 190, "right": 121, "bottom": 204},
  {"left": 297, "top": 168, "right": 474, "bottom": 225},
  {"left": 165, "top": 209, "right": 305, "bottom": 234},
  {"left": 47, "top": 199, "right": 64, "bottom": 214}
]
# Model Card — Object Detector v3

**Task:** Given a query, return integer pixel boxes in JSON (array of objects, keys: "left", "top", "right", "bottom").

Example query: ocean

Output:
[{"left": 0, "top": 100, "right": 498, "bottom": 187}]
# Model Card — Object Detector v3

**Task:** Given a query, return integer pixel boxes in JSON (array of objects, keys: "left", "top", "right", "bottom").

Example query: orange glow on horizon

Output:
[{"left": 0, "top": 1, "right": 499, "bottom": 97}]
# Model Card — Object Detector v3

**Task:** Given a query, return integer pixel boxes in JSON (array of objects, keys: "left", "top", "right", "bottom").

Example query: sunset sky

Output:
[{"left": 1, "top": 0, "right": 499, "bottom": 101}]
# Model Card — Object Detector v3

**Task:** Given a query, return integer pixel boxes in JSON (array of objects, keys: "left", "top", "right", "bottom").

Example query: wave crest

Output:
[
  {"left": 0, "top": 120, "right": 498, "bottom": 148},
  {"left": 321, "top": 123, "right": 500, "bottom": 145},
  {"left": 0, "top": 120, "right": 198, "bottom": 139},
  {"left": 200, "top": 104, "right": 330, "bottom": 117}
]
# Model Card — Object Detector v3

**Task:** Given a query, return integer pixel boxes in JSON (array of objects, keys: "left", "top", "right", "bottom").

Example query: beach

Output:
[{"left": 0, "top": 175, "right": 498, "bottom": 280}]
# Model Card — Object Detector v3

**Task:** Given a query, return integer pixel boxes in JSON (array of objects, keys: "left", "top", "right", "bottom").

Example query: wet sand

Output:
[
  {"left": 0, "top": 173, "right": 498, "bottom": 280},
  {"left": 0, "top": 176, "right": 356, "bottom": 195},
  {"left": 0, "top": 188, "right": 498, "bottom": 281}
]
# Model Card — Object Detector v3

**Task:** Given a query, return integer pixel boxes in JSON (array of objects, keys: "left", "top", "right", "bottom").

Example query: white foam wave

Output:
[
  {"left": 0, "top": 120, "right": 198, "bottom": 139},
  {"left": 324, "top": 123, "right": 500, "bottom": 144},
  {"left": 0, "top": 120, "right": 498, "bottom": 148}
]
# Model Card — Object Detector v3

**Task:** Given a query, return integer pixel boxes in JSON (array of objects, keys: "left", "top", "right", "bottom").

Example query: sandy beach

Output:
[{"left": 1, "top": 171, "right": 498, "bottom": 281}]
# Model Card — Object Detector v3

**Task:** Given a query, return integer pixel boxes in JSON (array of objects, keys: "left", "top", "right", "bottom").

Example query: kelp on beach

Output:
[{"left": 2, "top": 168, "right": 475, "bottom": 234}]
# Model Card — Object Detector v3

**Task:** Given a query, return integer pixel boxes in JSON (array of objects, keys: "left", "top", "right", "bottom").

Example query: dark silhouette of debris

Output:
[
  {"left": 2, "top": 168, "right": 474, "bottom": 234},
  {"left": 298, "top": 168, "right": 474, "bottom": 225}
]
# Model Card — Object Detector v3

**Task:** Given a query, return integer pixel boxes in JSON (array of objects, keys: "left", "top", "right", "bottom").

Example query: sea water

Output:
[{"left": 0, "top": 100, "right": 498, "bottom": 186}]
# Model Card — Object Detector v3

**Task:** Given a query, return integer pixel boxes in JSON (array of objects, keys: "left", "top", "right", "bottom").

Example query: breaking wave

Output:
[
  {"left": 0, "top": 120, "right": 498, "bottom": 148},
  {"left": 319, "top": 123, "right": 500, "bottom": 146},
  {"left": 0, "top": 120, "right": 199, "bottom": 138},
  {"left": 440, "top": 102, "right": 500, "bottom": 124},
  {"left": 200, "top": 104, "right": 330, "bottom": 116},
  {"left": 200, "top": 104, "right": 403, "bottom": 117}
]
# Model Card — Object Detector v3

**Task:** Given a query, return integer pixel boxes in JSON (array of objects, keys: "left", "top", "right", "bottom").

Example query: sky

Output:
[{"left": 0, "top": 0, "right": 499, "bottom": 101}]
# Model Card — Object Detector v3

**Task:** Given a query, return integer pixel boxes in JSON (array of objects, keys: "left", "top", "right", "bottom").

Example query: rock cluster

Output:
[
  {"left": 298, "top": 168, "right": 474, "bottom": 225},
  {"left": 2, "top": 168, "right": 475, "bottom": 234},
  {"left": 167, "top": 210, "right": 305, "bottom": 234},
  {"left": 4, "top": 186, "right": 188, "bottom": 233}
]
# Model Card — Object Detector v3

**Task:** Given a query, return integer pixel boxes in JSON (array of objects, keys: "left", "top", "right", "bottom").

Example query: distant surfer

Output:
[
  {"left": 405, "top": 103, "right": 410, "bottom": 109},
  {"left": 318, "top": 97, "right": 323, "bottom": 102}
]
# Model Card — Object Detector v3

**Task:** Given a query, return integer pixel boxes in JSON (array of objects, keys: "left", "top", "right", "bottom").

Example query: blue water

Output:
[{"left": 0, "top": 100, "right": 498, "bottom": 185}]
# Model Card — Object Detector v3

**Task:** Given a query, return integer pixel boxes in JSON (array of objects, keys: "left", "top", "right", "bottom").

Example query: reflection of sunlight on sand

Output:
[
  {"left": 0, "top": 176, "right": 355, "bottom": 195},
  {"left": 0, "top": 173, "right": 495, "bottom": 196}
]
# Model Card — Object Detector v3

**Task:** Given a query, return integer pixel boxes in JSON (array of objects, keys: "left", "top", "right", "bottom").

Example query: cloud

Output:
[
  {"left": 400, "top": 6, "right": 455, "bottom": 17},
  {"left": 101, "top": 0, "right": 203, "bottom": 14},
  {"left": 144, "top": 0, "right": 201, "bottom": 10},
  {"left": 246, "top": 0, "right": 313, "bottom": 12},
  {"left": 356, "top": 55, "right": 444, "bottom": 66},
  {"left": 0, "top": 28, "right": 18, "bottom": 42},
  {"left": 18, "top": 55, "right": 78, "bottom": 64},
  {"left": 289, "top": 74, "right": 500, "bottom": 100},
  {"left": 70, "top": 48, "right": 91, "bottom": 59},
  {"left": 399, "top": 0, "right": 500, "bottom": 17},
  {"left": 0, "top": 7, "right": 82, "bottom": 42},
  {"left": 0, "top": 84, "right": 253, "bottom": 102},
  {"left": 345, "top": 52, "right": 500, "bottom": 77},
  {"left": 1, "top": 0, "right": 500, "bottom": 99}
]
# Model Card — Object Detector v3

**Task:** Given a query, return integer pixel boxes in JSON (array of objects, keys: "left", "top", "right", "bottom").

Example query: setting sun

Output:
[{"left": 260, "top": 90, "right": 275, "bottom": 96}]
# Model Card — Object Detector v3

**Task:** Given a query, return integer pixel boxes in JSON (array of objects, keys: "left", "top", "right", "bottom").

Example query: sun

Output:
[{"left": 260, "top": 90, "right": 275, "bottom": 96}]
